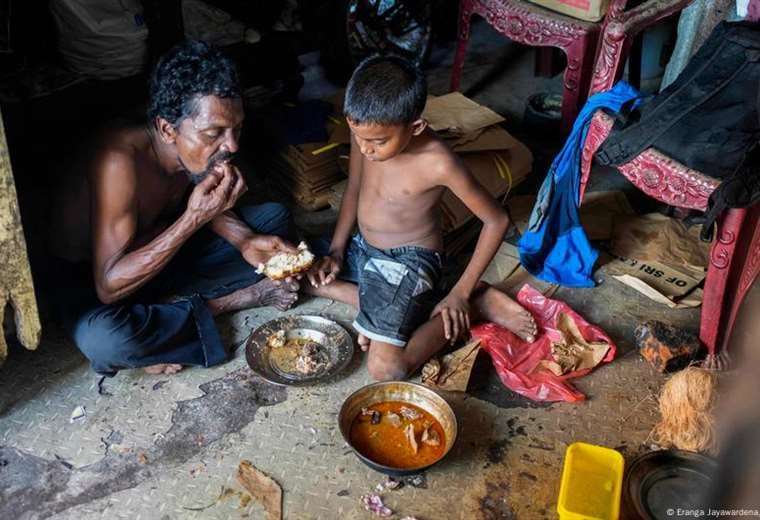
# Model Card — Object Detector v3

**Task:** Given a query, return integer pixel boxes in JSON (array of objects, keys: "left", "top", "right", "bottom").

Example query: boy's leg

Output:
[
  {"left": 471, "top": 283, "right": 537, "bottom": 342},
  {"left": 302, "top": 279, "right": 359, "bottom": 308},
  {"left": 366, "top": 315, "right": 447, "bottom": 381},
  {"left": 365, "top": 284, "right": 537, "bottom": 382}
]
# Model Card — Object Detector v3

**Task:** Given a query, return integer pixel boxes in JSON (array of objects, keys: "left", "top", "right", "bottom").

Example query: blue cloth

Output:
[
  {"left": 518, "top": 82, "right": 643, "bottom": 287},
  {"left": 49, "top": 203, "right": 292, "bottom": 376}
]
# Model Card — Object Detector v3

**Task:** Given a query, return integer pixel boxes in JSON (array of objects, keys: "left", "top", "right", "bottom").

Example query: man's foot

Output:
[
  {"left": 474, "top": 286, "right": 538, "bottom": 342},
  {"left": 144, "top": 363, "right": 183, "bottom": 375},
  {"left": 358, "top": 333, "right": 370, "bottom": 352},
  {"left": 208, "top": 278, "right": 299, "bottom": 315}
]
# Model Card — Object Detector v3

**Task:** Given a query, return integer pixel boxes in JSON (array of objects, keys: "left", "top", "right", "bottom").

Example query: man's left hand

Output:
[
  {"left": 241, "top": 235, "right": 301, "bottom": 283},
  {"left": 431, "top": 290, "right": 471, "bottom": 344}
]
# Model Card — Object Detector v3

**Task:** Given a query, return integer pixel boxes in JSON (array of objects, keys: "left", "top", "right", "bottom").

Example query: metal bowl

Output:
[
  {"left": 338, "top": 381, "right": 458, "bottom": 476},
  {"left": 245, "top": 315, "right": 354, "bottom": 386}
]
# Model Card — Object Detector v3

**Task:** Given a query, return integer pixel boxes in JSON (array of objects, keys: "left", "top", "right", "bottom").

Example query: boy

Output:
[{"left": 306, "top": 55, "right": 536, "bottom": 381}]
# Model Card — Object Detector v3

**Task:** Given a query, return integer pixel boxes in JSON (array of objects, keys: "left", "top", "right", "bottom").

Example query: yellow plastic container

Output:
[{"left": 557, "top": 442, "right": 625, "bottom": 520}]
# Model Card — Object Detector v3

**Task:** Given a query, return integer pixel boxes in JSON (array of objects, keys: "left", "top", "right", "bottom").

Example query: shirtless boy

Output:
[{"left": 306, "top": 55, "right": 537, "bottom": 381}]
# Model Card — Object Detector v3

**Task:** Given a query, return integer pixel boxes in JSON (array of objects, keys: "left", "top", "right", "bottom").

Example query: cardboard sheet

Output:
[
  {"left": 422, "top": 340, "right": 482, "bottom": 392},
  {"left": 423, "top": 92, "right": 505, "bottom": 137},
  {"left": 611, "top": 213, "right": 710, "bottom": 271},
  {"left": 603, "top": 254, "right": 705, "bottom": 308}
]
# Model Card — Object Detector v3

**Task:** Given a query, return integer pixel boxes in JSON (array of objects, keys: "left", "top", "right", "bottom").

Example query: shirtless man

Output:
[
  {"left": 307, "top": 55, "right": 537, "bottom": 381},
  {"left": 49, "top": 40, "right": 302, "bottom": 376}
]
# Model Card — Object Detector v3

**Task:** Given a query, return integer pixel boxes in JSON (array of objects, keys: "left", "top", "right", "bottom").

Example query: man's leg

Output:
[{"left": 72, "top": 296, "right": 229, "bottom": 376}]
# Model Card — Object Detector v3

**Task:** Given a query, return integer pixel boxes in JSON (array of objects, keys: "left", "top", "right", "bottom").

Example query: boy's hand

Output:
[
  {"left": 307, "top": 254, "right": 342, "bottom": 287},
  {"left": 431, "top": 290, "right": 471, "bottom": 344}
]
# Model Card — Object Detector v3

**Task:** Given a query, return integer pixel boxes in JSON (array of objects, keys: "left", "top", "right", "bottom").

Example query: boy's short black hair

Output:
[
  {"left": 344, "top": 54, "right": 427, "bottom": 126},
  {"left": 148, "top": 40, "right": 240, "bottom": 127}
]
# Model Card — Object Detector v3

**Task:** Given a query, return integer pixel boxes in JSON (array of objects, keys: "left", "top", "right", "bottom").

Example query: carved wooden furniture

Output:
[
  {"left": 580, "top": 1, "right": 760, "bottom": 370},
  {"left": 450, "top": 0, "right": 630, "bottom": 135},
  {"left": 0, "top": 109, "right": 41, "bottom": 366},
  {"left": 589, "top": 0, "right": 696, "bottom": 95},
  {"left": 580, "top": 114, "right": 759, "bottom": 372}
]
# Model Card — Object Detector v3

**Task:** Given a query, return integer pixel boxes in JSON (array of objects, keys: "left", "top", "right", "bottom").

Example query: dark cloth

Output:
[
  {"left": 596, "top": 21, "right": 760, "bottom": 179},
  {"left": 49, "top": 203, "right": 291, "bottom": 376},
  {"left": 342, "top": 234, "right": 444, "bottom": 347}
]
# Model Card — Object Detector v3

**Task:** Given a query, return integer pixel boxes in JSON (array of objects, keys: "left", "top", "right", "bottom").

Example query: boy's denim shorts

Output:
[{"left": 340, "top": 234, "right": 445, "bottom": 347}]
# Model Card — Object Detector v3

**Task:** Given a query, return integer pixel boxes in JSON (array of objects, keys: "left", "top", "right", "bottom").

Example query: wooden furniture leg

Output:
[
  {"left": 450, "top": 0, "right": 475, "bottom": 92},
  {"left": 560, "top": 31, "right": 599, "bottom": 135},
  {"left": 0, "top": 109, "right": 41, "bottom": 365},
  {"left": 702, "top": 205, "right": 760, "bottom": 370}
]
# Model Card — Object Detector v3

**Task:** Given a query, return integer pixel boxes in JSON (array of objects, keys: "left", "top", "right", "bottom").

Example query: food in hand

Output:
[{"left": 256, "top": 241, "right": 315, "bottom": 280}]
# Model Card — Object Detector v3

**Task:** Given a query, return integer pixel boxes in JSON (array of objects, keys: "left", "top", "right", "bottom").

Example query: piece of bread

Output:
[{"left": 256, "top": 241, "right": 315, "bottom": 280}]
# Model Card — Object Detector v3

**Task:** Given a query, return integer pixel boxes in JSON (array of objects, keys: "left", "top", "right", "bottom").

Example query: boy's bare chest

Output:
[{"left": 360, "top": 164, "right": 438, "bottom": 206}]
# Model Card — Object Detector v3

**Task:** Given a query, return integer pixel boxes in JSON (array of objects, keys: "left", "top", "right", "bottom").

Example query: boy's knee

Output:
[{"left": 367, "top": 352, "right": 409, "bottom": 382}]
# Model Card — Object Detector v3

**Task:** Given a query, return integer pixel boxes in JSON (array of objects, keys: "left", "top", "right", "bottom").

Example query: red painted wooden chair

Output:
[
  {"left": 580, "top": 3, "right": 760, "bottom": 369},
  {"left": 451, "top": 0, "right": 625, "bottom": 135},
  {"left": 449, "top": 0, "right": 704, "bottom": 135}
]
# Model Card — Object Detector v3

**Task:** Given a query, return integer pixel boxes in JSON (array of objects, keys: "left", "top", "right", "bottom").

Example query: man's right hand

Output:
[
  {"left": 186, "top": 163, "right": 246, "bottom": 225},
  {"left": 307, "top": 254, "right": 343, "bottom": 287}
]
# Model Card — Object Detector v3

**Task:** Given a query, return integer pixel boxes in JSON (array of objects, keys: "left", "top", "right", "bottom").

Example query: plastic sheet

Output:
[{"left": 471, "top": 285, "right": 616, "bottom": 402}]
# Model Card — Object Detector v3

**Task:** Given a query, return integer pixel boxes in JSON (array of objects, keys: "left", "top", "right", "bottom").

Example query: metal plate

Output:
[
  {"left": 245, "top": 315, "right": 354, "bottom": 386},
  {"left": 623, "top": 450, "right": 717, "bottom": 520}
]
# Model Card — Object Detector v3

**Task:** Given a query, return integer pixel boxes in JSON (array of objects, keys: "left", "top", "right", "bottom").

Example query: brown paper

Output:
[
  {"left": 422, "top": 340, "right": 482, "bottom": 392},
  {"left": 611, "top": 213, "right": 710, "bottom": 271},
  {"left": 539, "top": 313, "right": 610, "bottom": 376},
  {"left": 450, "top": 125, "right": 521, "bottom": 153},
  {"left": 423, "top": 93, "right": 505, "bottom": 137},
  {"left": 604, "top": 254, "right": 705, "bottom": 308},
  {"left": 236, "top": 460, "right": 282, "bottom": 520}
]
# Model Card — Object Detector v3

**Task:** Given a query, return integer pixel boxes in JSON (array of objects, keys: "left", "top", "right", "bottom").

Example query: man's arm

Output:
[
  {"left": 90, "top": 151, "right": 234, "bottom": 304},
  {"left": 209, "top": 210, "right": 255, "bottom": 249}
]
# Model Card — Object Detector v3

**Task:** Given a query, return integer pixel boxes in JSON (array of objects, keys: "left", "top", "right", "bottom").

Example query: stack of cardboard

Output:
[
  {"left": 269, "top": 142, "right": 344, "bottom": 211},
  {"left": 426, "top": 93, "right": 533, "bottom": 255}
]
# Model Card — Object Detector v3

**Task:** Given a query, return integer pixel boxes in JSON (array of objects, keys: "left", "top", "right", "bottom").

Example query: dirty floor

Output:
[{"left": 1, "top": 20, "right": 700, "bottom": 520}]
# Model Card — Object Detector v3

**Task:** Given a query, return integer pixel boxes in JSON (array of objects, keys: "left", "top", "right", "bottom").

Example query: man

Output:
[{"left": 49, "top": 40, "right": 302, "bottom": 376}]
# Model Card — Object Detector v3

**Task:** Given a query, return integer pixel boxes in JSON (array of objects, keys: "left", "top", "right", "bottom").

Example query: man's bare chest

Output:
[{"left": 137, "top": 176, "right": 187, "bottom": 230}]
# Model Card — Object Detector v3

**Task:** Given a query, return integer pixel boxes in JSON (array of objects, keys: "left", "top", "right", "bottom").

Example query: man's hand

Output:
[
  {"left": 306, "top": 254, "right": 342, "bottom": 287},
  {"left": 186, "top": 163, "right": 247, "bottom": 225},
  {"left": 241, "top": 234, "right": 299, "bottom": 269},
  {"left": 431, "top": 289, "right": 471, "bottom": 344}
]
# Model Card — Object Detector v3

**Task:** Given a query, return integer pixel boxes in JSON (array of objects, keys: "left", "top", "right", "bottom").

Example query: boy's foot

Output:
[
  {"left": 358, "top": 333, "right": 370, "bottom": 352},
  {"left": 474, "top": 286, "right": 538, "bottom": 342},
  {"left": 144, "top": 363, "right": 183, "bottom": 375}
]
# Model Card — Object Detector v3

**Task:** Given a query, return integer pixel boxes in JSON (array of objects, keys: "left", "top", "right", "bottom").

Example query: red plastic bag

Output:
[{"left": 471, "top": 284, "right": 616, "bottom": 402}]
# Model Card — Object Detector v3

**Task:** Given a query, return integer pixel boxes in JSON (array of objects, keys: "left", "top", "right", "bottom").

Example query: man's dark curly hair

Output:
[{"left": 147, "top": 40, "right": 241, "bottom": 127}]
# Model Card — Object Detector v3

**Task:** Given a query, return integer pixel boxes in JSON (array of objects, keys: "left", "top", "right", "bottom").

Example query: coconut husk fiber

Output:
[{"left": 652, "top": 366, "right": 718, "bottom": 454}]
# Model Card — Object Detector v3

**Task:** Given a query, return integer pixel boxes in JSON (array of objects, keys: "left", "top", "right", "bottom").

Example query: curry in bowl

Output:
[{"left": 339, "top": 382, "right": 457, "bottom": 475}]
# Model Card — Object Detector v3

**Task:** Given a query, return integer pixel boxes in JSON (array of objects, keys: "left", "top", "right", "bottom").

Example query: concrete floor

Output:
[{"left": 1, "top": 20, "right": 702, "bottom": 520}]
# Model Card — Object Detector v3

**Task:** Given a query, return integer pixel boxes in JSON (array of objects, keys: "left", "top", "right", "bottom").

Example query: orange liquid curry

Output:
[{"left": 349, "top": 401, "right": 446, "bottom": 469}]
